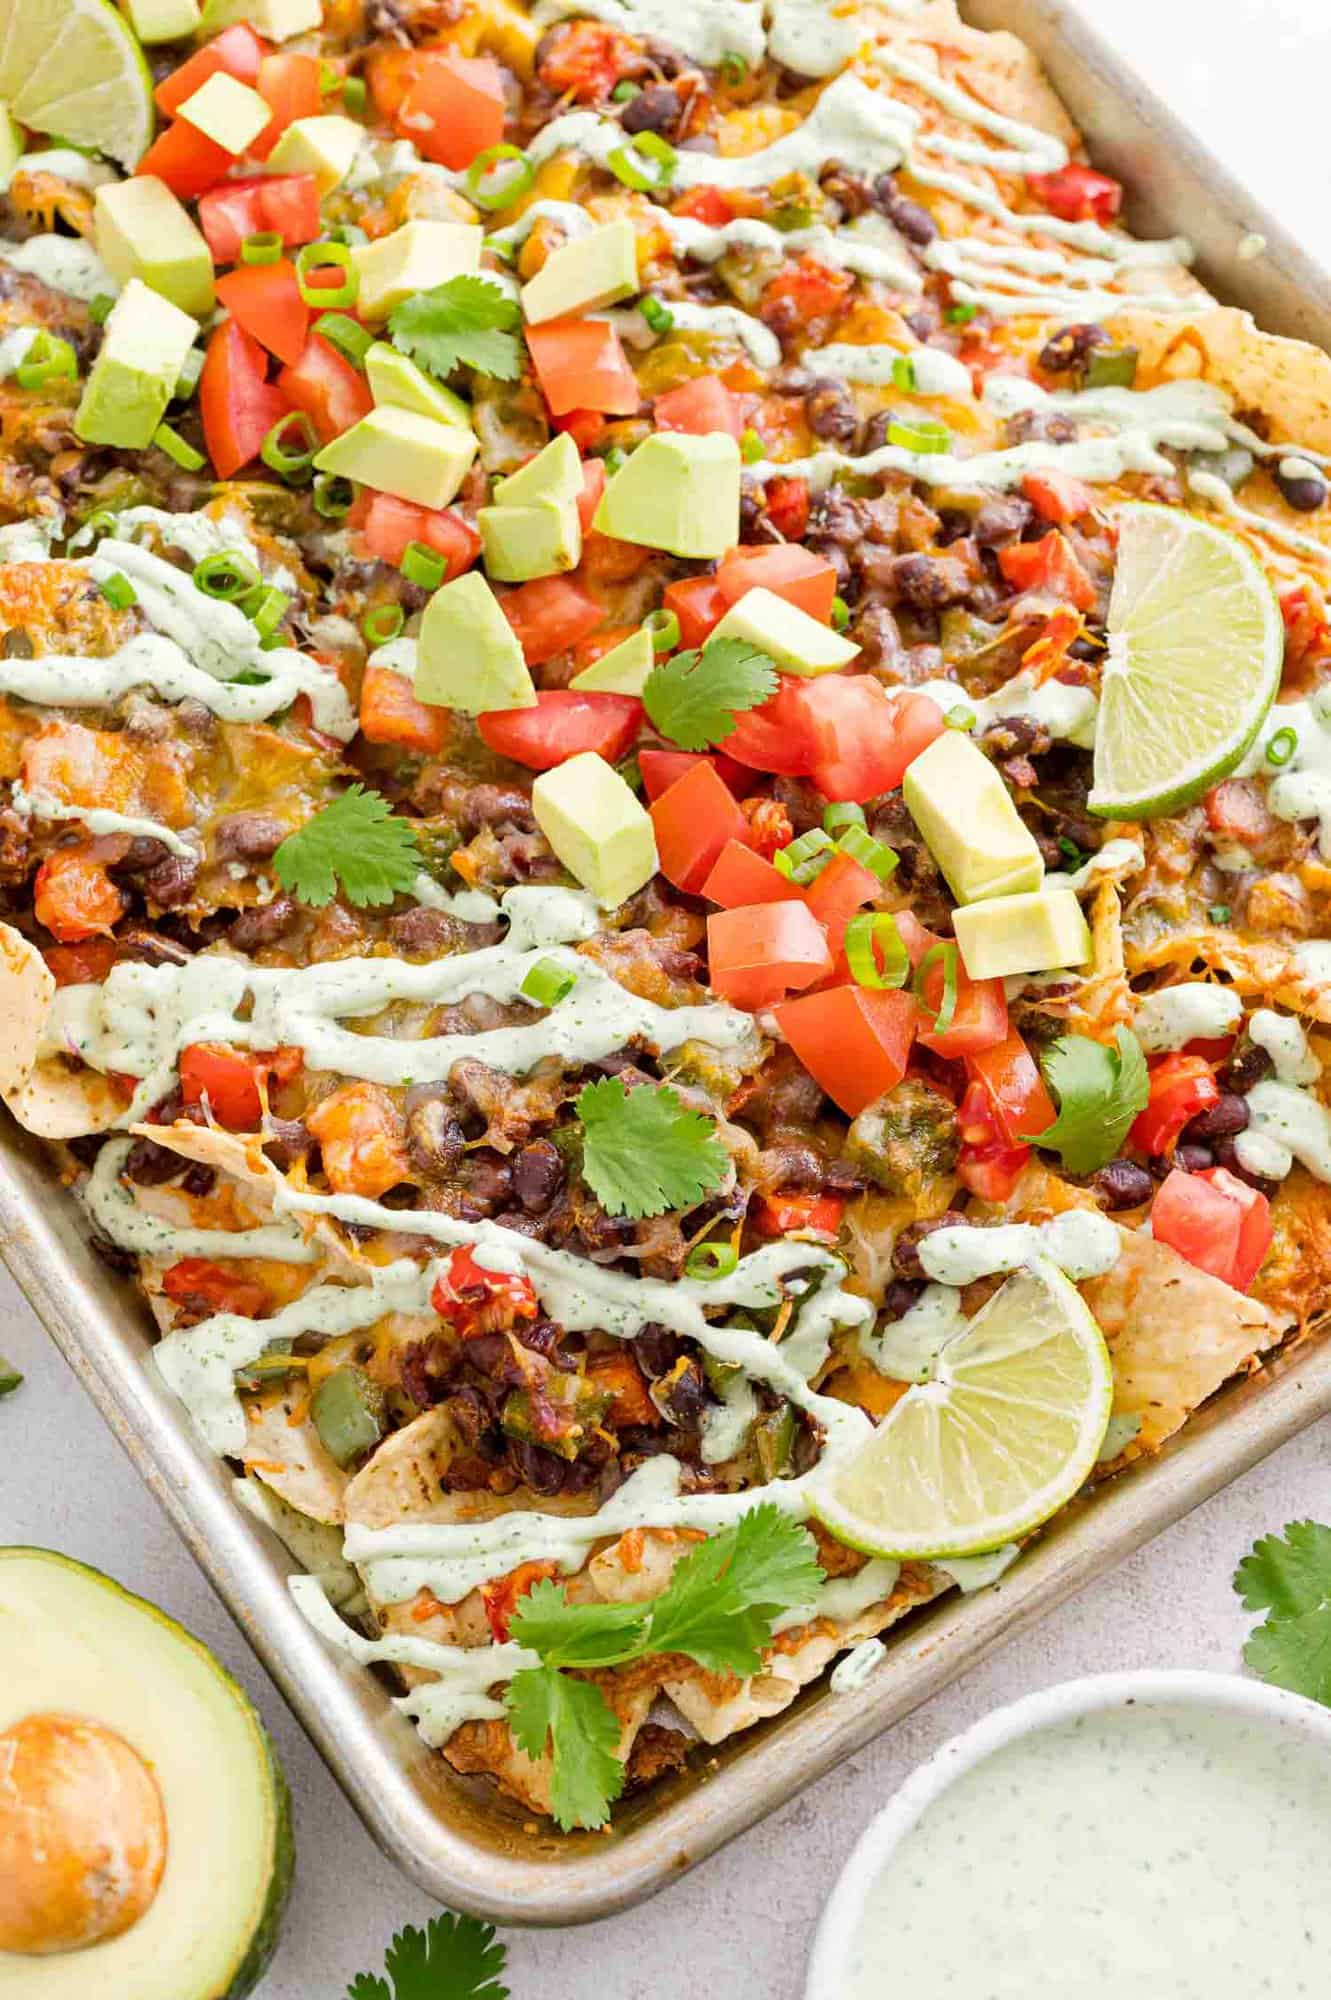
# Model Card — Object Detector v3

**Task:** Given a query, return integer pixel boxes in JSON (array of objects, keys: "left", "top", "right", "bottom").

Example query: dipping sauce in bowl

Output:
[{"left": 808, "top": 1672, "right": 1331, "bottom": 2000}]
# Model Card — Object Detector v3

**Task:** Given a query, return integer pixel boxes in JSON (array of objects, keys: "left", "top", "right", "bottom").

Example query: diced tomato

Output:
[
  {"left": 33, "top": 847, "right": 124, "bottom": 943},
  {"left": 1020, "top": 468, "right": 1096, "bottom": 525},
  {"left": 661, "top": 575, "right": 727, "bottom": 650},
  {"left": 527, "top": 320, "right": 639, "bottom": 418},
  {"left": 916, "top": 956, "right": 1009, "bottom": 1060},
  {"left": 306, "top": 1082, "right": 411, "bottom": 1199},
  {"left": 707, "top": 901, "right": 833, "bottom": 1010},
  {"left": 536, "top": 19, "right": 634, "bottom": 100},
  {"left": 585, "top": 1350, "right": 657, "bottom": 1430},
  {"left": 762, "top": 256, "right": 853, "bottom": 323},
  {"left": 431, "top": 1244, "right": 538, "bottom": 1333},
  {"left": 701, "top": 839, "right": 802, "bottom": 908},
  {"left": 1130, "top": 1053, "right": 1220, "bottom": 1157},
  {"left": 501, "top": 575, "right": 604, "bottom": 665},
  {"left": 43, "top": 937, "right": 118, "bottom": 987},
  {"left": 200, "top": 320, "right": 290, "bottom": 480},
  {"left": 136, "top": 120, "right": 235, "bottom": 202},
  {"left": 482, "top": 1562, "right": 559, "bottom": 1643},
  {"left": 957, "top": 1140, "right": 1030, "bottom": 1202},
  {"left": 552, "top": 407, "right": 607, "bottom": 453},
  {"left": 802, "top": 849, "right": 879, "bottom": 972},
  {"left": 637, "top": 748, "right": 748, "bottom": 802},
  {"left": 654, "top": 374, "right": 745, "bottom": 439},
  {"left": 198, "top": 174, "right": 321, "bottom": 263},
  {"left": 577, "top": 457, "right": 606, "bottom": 532},
  {"left": 998, "top": 532, "right": 1097, "bottom": 612},
  {"left": 180, "top": 1042, "right": 269, "bottom": 1128},
  {"left": 805, "top": 682, "right": 946, "bottom": 804},
  {"left": 1279, "top": 578, "right": 1331, "bottom": 671},
  {"left": 365, "top": 45, "right": 421, "bottom": 121},
  {"left": 160, "top": 1258, "right": 268, "bottom": 1318},
  {"left": 650, "top": 761, "right": 749, "bottom": 894},
  {"left": 764, "top": 476, "right": 810, "bottom": 541},
  {"left": 249, "top": 50, "right": 322, "bottom": 162},
  {"left": 672, "top": 187, "right": 738, "bottom": 227},
  {"left": 715, "top": 543, "right": 838, "bottom": 624},
  {"left": 1150, "top": 1166, "right": 1273, "bottom": 1293},
  {"left": 154, "top": 24, "right": 265, "bottom": 116},
  {"left": 277, "top": 333, "right": 372, "bottom": 443},
  {"left": 724, "top": 676, "right": 821, "bottom": 777},
  {"left": 1026, "top": 163, "right": 1123, "bottom": 224},
  {"left": 359, "top": 663, "right": 450, "bottom": 754},
  {"left": 774, "top": 985, "right": 917, "bottom": 1117},
  {"left": 215, "top": 260, "right": 309, "bottom": 367},
  {"left": 1204, "top": 777, "right": 1275, "bottom": 849},
  {"left": 394, "top": 51, "right": 506, "bottom": 171},
  {"left": 965, "top": 1031, "right": 1056, "bottom": 1148},
  {"left": 353, "top": 492, "right": 480, "bottom": 578},
  {"left": 753, "top": 1191, "right": 845, "bottom": 1238},
  {"left": 477, "top": 689, "right": 640, "bottom": 770}
]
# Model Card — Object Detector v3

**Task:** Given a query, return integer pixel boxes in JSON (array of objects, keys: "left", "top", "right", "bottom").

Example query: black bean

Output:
[
  {"left": 1090, "top": 1159, "right": 1154, "bottom": 1210},
  {"left": 620, "top": 82, "right": 681, "bottom": 135},
  {"left": 1210, "top": 1135, "right": 1280, "bottom": 1196},
  {"left": 634, "top": 1323, "right": 681, "bottom": 1378},
  {"left": 214, "top": 812, "right": 287, "bottom": 861},
  {"left": 805, "top": 377, "right": 859, "bottom": 443},
  {"left": 1221, "top": 1044, "right": 1274, "bottom": 1095},
  {"left": 1004, "top": 407, "right": 1078, "bottom": 447},
  {"left": 228, "top": 896, "right": 298, "bottom": 951},
  {"left": 654, "top": 1357, "right": 706, "bottom": 1429},
  {"left": 1172, "top": 1142, "right": 1214, "bottom": 1173},
  {"left": 892, "top": 1211, "right": 967, "bottom": 1281},
  {"left": 387, "top": 908, "right": 458, "bottom": 954},
  {"left": 181, "top": 1162, "right": 216, "bottom": 1198},
  {"left": 973, "top": 495, "right": 1034, "bottom": 547},
  {"left": 509, "top": 1440, "right": 569, "bottom": 1496},
  {"left": 141, "top": 852, "right": 199, "bottom": 910},
  {"left": 881, "top": 1278, "right": 924, "bottom": 1321},
  {"left": 263, "top": 1117, "right": 315, "bottom": 1171},
  {"left": 512, "top": 1137, "right": 564, "bottom": 1213},
  {"left": 871, "top": 173, "right": 936, "bottom": 245},
  {"left": 405, "top": 1087, "right": 466, "bottom": 1175},
  {"left": 1275, "top": 460, "right": 1328, "bottom": 513},
  {"left": 1037, "top": 322, "right": 1107, "bottom": 374},
  {"left": 1182, "top": 1093, "right": 1249, "bottom": 1143},
  {"left": 123, "top": 1136, "right": 187, "bottom": 1186}
]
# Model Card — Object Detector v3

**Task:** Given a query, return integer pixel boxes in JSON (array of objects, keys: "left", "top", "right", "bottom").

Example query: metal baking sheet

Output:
[{"left": 7, "top": 0, "right": 1331, "bottom": 1924}]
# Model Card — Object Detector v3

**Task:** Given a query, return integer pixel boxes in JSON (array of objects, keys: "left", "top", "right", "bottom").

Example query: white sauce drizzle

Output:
[
  {"left": 830, "top": 1635, "right": 886, "bottom": 1692},
  {"left": 919, "top": 1212, "right": 1120, "bottom": 1287},
  {"left": 1134, "top": 983, "right": 1243, "bottom": 1054},
  {"left": 532, "top": 0, "right": 766, "bottom": 68},
  {"left": 0, "top": 232, "right": 116, "bottom": 301},
  {"left": 605, "top": 298, "right": 781, "bottom": 369},
  {"left": 860, "top": 1282, "right": 964, "bottom": 1382},
  {"left": 2, "top": 148, "right": 117, "bottom": 192},
  {"left": 1237, "top": 697, "right": 1331, "bottom": 855},
  {"left": 10, "top": 778, "right": 197, "bottom": 858},
  {"left": 1237, "top": 1010, "right": 1329, "bottom": 1184},
  {"left": 914, "top": 672, "right": 1098, "bottom": 751},
  {"left": 1189, "top": 469, "right": 1331, "bottom": 568},
  {"left": 657, "top": 209, "right": 922, "bottom": 292}
]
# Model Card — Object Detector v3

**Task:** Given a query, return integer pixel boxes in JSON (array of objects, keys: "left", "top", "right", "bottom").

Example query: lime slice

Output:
[
  {"left": 0, "top": 0, "right": 153, "bottom": 171},
  {"left": 810, "top": 1257, "right": 1112, "bottom": 1560},
  {"left": 1089, "top": 500, "right": 1282, "bottom": 819}
]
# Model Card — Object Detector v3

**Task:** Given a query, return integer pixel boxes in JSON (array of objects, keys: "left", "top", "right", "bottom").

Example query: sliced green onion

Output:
[
  {"left": 603, "top": 445, "right": 628, "bottom": 476},
  {"left": 173, "top": 348, "right": 204, "bottom": 400},
  {"left": 318, "top": 58, "right": 340, "bottom": 94},
  {"left": 295, "top": 239, "right": 358, "bottom": 309},
  {"left": 325, "top": 221, "right": 368, "bottom": 248},
  {"left": 822, "top": 801, "right": 866, "bottom": 835},
  {"left": 1266, "top": 726, "right": 1298, "bottom": 768},
  {"left": 260, "top": 409, "right": 319, "bottom": 480},
  {"left": 520, "top": 956, "right": 576, "bottom": 1008},
  {"left": 193, "top": 549, "right": 262, "bottom": 600},
  {"left": 740, "top": 427, "right": 764, "bottom": 464},
  {"left": 313, "top": 472, "right": 356, "bottom": 518},
  {"left": 241, "top": 230, "right": 282, "bottom": 265},
  {"left": 15, "top": 332, "right": 77, "bottom": 390},
  {"left": 314, "top": 311, "right": 373, "bottom": 370},
  {"left": 1084, "top": 344, "right": 1138, "bottom": 390},
  {"left": 1208, "top": 902, "right": 1231, "bottom": 925},
  {"left": 607, "top": 131, "right": 675, "bottom": 193},
  {"left": 773, "top": 826, "right": 835, "bottom": 885},
  {"left": 830, "top": 595, "right": 849, "bottom": 632},
  {"left": 98, "top": 571, "right": 137, "bottom": 610},
  {"left": 242, "top": 585, "right": 290, "bottom": 639},
  {"left": 947, "top": 302, "right": 978, "bottom": 325},
  {"left": 845, "top": 911, "right": 910, "bottom": 991},
  {"left": 771, "top": 201, "right": 815, "bottom": 231},
  {"left": 913, "top": 941, "right": 959, "bottom": 1035},
  {"left": 891, "top": 353, "right": 916, "bottom": 391},
  {"left": 1057, "top": 834, "right": 1085, "bottom": 866},
  {"left": 639, "top": 294, "right": 674, "bottom": 334},
  {"left": 837, "top": 822, "right": 897, "bottom": 879},
  {"left": 610, "top": 78, "right": 640, "bottom": 102},
  {"left": 152, "top": 420, "right": 205, "bottom": 470},
  {"left": 464, "top": 143, "right": 534, "bottom": 212},
  {"left": 945, "top": 704, "right": 975, "bottom": 731},
  {"left": 686, "top": 1239, "right": 739, "bottom": 1280},
  {"left": 342, "top": 75, "right": 367, "bottom": 116},
  {"left": 401, "top": 540, "right": 446, "bottom": 589},
  {"left": 88, "top": 291, "right": 115, "bottom": 325},
  {"left": 719, "top": 50, "right": 749, "bottom": 84},
  {"left": 888, "top": 416, "right": 950, "bottom": 456},
  {"left": 646, "top": 607, "right": 679, "bottom": 653},
  {"left": 362, "top": 603, "right": 405, "bottom": 645}
]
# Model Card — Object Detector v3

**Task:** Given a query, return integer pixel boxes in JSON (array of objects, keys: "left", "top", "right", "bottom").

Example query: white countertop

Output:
[{"left": 5, "top": 5, "right": 1331, "bottom": 1994}]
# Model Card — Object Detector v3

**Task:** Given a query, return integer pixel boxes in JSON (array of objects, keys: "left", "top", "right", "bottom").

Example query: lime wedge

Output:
[
  {"left": 810, "top": 1257, "right": 1112, "bottom": 1561},
  {"left": 0, "top": 0, "right": 153, "bottom": 170},
  {"left": 1089, "top": 501, "right": 1282, "bottom": 819}
]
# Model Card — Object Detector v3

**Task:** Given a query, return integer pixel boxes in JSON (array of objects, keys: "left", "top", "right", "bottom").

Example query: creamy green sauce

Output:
[
  {"left": 659, "top": 210, "right": 921, "bottom": 291},
  {"left": 1134, "top": 983, "right": 1243, "bottom": 1053},
  {"left": 919, "top": 1213, "right": 1120, "bottom": 1287},
  {"left": 0, "top": 232, "right": 116, "bottom": 301},
  {"left": 1238, "top": 695, "right": 1331, "bottom": 855},
  {"left": 914, "top": 670, "right": 1097, "bottom": 751},
  {"left": 861, "top": 1282, "right": 965, "bottom": 1382},
  {"left": 11, "top": 778, "right": 197, "bottom": 858}
]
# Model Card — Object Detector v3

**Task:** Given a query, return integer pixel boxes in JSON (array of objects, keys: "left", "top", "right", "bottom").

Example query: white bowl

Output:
[{"left": 805, "top": 1668, "right": 1331, "bottom": 2000}]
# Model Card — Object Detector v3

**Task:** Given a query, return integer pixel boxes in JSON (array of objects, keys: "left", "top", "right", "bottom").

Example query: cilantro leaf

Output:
[
  {"left": 1244, "top": 1611, "right": 1331, "bottom": 1704},
  {"left": 575, "top": 1076, "right": 728, "bottom": 1219},
  {"left": 346, "top": 1912, "right": 508, "bottom": 2000},
  {"left": 1026, "top": 1025, "right": 1148, "bottom": 1175},
  {"left": 644, "top": 1504, "right": 824, "bottom": 1675},
  {"left": 389, "top": 275, "right": 522, "bottom": 383},
  {"left": 507, "top": 1577, "right": 649, "bottom": 1668},
  {"left": 1236, "top": 1520, "right": 1331, "bottom": 1619},
  {"left": 274, "top": 785, "right": 421, "bottom": 909},
  {"left": 506, "top": 1665, "right": 625, "bottom": 1832},
  {"left": 642, "top": 636, "right": 778, "bottom": 751}
]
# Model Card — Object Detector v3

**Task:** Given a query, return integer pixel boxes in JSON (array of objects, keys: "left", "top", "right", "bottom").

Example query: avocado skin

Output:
[{"left": 0, "top": 1547, "right": 295, "bottom": 2000}]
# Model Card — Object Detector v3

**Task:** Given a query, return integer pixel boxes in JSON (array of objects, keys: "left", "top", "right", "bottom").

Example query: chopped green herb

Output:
[
  {"left": 346, "top": 1911, "right": 508, "bottom": 2000},
  {"left": 1235, "top": 1520, "right": 1331, "bottom": 1704},
  {"left": 575, "top": 1075, "right": 728, "bottom": 1219},
  {"left": 274, "top": 785, "right": 421, "bottom": 909},
  {"left": 389, "top": 274, "right": 522, "bottom": 383},
  {"left": 1028, "top": 1025, "right": 1149, "bottom": 1175},
  {"left": 642, "top": 635, "right": 777, "bottom": 751}
]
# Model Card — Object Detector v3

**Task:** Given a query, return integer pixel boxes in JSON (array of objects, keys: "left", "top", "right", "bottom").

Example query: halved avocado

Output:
[{"left": 0, "top": 1548, "right": 293, "bottom": 1998}]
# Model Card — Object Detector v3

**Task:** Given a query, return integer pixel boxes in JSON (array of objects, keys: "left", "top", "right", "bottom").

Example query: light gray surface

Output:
[{"left": 4, "top": 4, "right": 1331, "bottom": 1993}]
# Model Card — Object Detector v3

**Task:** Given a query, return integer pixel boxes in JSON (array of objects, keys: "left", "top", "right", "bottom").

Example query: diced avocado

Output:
[
  {"left": 264, "top": 115, "right": 362, "bottom": 195},
  {"left": 478, "top": 495, "right": 581, "bottom": 582},
  {"left": 75, "top": 278, "right": 197, "bottom": 450},
  {"left": 953, "top": 888, "right": 1091, "bottom": 981},
  {"left": 533, "top": 751, "right": 658, "bottom": 908},
  {"left": 569, "top": 625, "right": 655, "bottom": 694},
  {"left": 520, "top": 216, "right": 638, "bottom": 325},
  {"left": 364, "top": 342, "right": 471, "bottom": 427},
  {"left": 709, "top": 586, "right": 859, "bottom": 676},
  {"left": 313, "top": 405, "right": 477, "bottom": 510},
  {"left": 351, "top": 219, "right": 481, "bottom": 323},
  {"left": 594, "top": 431, "right": 739, "bottom": 559},
  {"left": 903, "top": 730, "right": 1044, "bottom": 905},
  {"left": 177, "top": 72, "right": 272, "bottom": 154},
  {"left": 0, "top": 1545, "right": 292, "bottom": 1998},
  {"left": 493, "top": 430, "right": 581, "bottom": 508},
  {"left": 200, "top": 0, "right": 319, "bottom": 38},
  {"left": 416, "top": 570, "right": 536, "bottom": 714},
  {"left": 94, "top": 178, "right": 214, "bottom": 319},
  {"left": 124, "top": 0, "right": 202, "bottom": 38}
]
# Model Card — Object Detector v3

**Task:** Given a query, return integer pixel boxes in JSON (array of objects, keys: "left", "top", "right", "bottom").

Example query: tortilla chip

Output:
[
  {"left": 240, "top": 1382, "right": 349, "bottom": 1526},
  {"left": 0, "top": 921, "right": 122, "bottom": 1137},
  {"left": 1110, "top": 305, "right": 1331, "bottom": 458}
]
